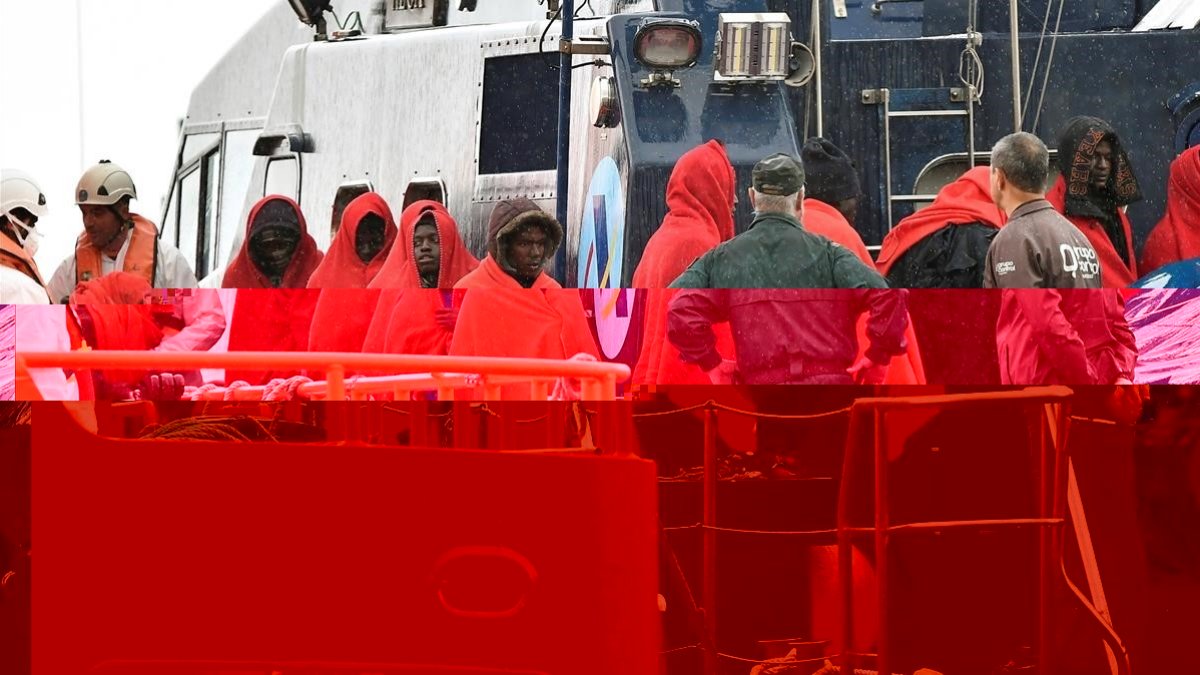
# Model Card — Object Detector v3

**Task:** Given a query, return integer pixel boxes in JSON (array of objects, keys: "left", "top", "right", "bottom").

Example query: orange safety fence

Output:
[{"left": 14, "top": 351, "right": 631, "bottom": 401}]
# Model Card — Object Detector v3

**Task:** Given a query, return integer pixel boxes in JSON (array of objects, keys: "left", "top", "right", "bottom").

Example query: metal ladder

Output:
[{"left": 861, "top": 85, "right": 980, "bottom": 239}]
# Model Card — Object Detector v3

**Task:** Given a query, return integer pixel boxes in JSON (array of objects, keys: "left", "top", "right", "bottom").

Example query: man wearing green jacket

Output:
[
  {"left": 666, "top": 153, "right": 908, "bottom": 385},
  {"left": 669, "top": 153, "right": 887, "bottom": 289}
]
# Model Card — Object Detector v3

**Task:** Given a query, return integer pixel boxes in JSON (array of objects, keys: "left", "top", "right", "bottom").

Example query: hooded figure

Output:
[
  {"left": 876, "top": 166, "right": 1005, "bottom": 287},
  {"left": 307, "top": 192, "right": 397, "bottom": 289},
  {"left": 306, "top": 194, "right": 398, "bottom": 358},
  {"left": 1048, "top": 116, "right": 1142, "bottom": 287},
  {"left": 362, "top": 201, "right": 479, "bottom": 356},
  {"left": 450, "top": 200, "right": 599, "bottom": 394},
  {"left": 1140, "top": 145, "right": 1200, "bottom": 275},
  {"left": 631, "top": 140, "right": 737, "bottom": 386},
  {"left": 802, "top": 137, "right": 864, "bottom": 226},
  {"left": 456, "top": 198, "right": 563, "bottom": 290},
  {"left": 875, "top": 167, "right": 1006, "bottom": 383},
  {"left": 222, "top": 195, "right": 323, "bottom": 289}
]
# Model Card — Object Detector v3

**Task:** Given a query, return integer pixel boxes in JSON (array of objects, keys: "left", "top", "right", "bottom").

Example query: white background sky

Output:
[{"left": 0, "top": 0, "right": 279, "bottom": 274}]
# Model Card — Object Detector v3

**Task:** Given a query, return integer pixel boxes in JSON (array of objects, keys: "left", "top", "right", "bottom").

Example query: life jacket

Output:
[
  {"left": 1, "top": 233, "right": 50, "bottom": 298},
  {"left": 74, "top": 214, "right": 158, "bottom": 286}
]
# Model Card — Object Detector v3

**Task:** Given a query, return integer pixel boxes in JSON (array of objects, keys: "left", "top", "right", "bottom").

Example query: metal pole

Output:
[
  {"left": 554, "top": 1, "right": 575, "bottom": 284},
  {"left": 1010, "top": 0, "right": 1023, "bottom": 131},
  {"left": 702, "top": 405, "right": 719, "bottom": 675},
  {"left": 812, "top": 0, "right": 823, "bottom": 138},
  {"left": 874, "top": 408, "right": 890, "bottom": 675},
  {"left": 76, "top": 0, "right": 86, "bottom": 172}
]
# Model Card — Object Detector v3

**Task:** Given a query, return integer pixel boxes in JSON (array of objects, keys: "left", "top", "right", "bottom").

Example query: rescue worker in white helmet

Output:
[
  {"left": 0, "top": 169, "right": 52, "bottom": 303},
  {"left": 46, "top": 160, "right": 197, "bottom": 304}
]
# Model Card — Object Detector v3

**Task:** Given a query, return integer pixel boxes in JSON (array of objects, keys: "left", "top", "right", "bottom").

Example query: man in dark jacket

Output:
[
  {"left": 669, "top": 154, "right": 888, "bottom": 289},
  {"left": 985, "top": 131, "right": 1137, "bottom": 385},
  {"left": 666, "top": 154, "right": 908, "bottom": 385}
]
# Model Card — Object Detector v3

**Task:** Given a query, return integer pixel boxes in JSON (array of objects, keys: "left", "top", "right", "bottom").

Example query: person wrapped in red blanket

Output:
[
  {"left": 224, "top": 197, "right": 323, "bottom": 385},
  {"left": 363, "top": 200, "right": 479, "bottom": 357},
  {"left": 1047, "top": 116, "right": 1142, "bottom": 287},
  {"left": 1140, "top": 144, "right": 1200, "bottom": 275},
  {"left": 630, "top": 140, "right": 737, "bottom": 387},
  {"left": 307, "top": 193, "right": 398, "bottom": 358},
  {"left": 451, "top": 199, "right": 599, "bottom": 398},
  {"left": 875, "top": 166, "right": 1005, "bottom": 384}
]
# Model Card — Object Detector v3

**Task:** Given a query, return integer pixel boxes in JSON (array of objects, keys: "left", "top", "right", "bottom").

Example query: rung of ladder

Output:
[{"left": 887, "top": 109, "right": 969, "bottom": 118}]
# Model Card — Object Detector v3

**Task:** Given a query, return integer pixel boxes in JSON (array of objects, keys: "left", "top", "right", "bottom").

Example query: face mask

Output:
[{"left": 7, "top": 212, "right": 42, "bottom": 257}]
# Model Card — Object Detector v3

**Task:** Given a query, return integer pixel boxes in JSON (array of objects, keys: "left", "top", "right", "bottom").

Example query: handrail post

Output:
[
  {"left": 702, "top": 403, "right": 719, "bottom": 675},
  {"left": 327, "top": 364, "right": 346, "bottom": 401}
]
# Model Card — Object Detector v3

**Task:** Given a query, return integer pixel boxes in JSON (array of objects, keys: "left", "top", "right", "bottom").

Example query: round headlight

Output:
[
  {"left": 590, "top": 76, "right": 620, "bottom": 128},
  {"left": 634, "top": 20, "right": 702, "bottom": 70}
]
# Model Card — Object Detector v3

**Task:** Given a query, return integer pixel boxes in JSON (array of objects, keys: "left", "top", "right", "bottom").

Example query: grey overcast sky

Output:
[{"left": 0, "top": 0, "right": 279, "bottom": 273}]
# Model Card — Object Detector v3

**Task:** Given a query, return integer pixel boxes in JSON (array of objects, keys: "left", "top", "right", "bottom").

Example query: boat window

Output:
[
  {"left": 182, "top": 132, "right": 220, "bottom": 165},
  {"left": 403, "top": 177, "right": 447, "bottom": 209},
  {"left": 478, "top": 54, "right": 559, "bottom": 174},
  {"left": 264, "top": 156, "right": 300, "bottom": 201},
  {"left": 198, "top": 149, "right": 221, "bottom": 279},
  {"left": 177, "top": 168, "right": 201, "bottom": 267},
  {"left": 217, "top": 129, "right": 260, "bottom": 270},
  {"left": 909, "top": 150, "right": 1060, "bottom": 212},
  {"left": 330, "top": 181, "right": 373, "bottom": 239}
]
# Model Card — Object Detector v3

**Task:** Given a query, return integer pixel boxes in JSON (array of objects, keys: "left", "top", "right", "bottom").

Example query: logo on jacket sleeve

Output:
[{"left": 995, "top": 261, "right": 1017, "bottom": 276}]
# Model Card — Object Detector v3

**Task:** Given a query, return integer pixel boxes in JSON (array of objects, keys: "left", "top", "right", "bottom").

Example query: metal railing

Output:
[{"left": 15, "top": 351, "right": 630, "bottom": 401}]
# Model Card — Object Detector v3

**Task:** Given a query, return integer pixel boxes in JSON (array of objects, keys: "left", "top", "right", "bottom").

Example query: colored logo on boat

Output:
[{"left": 577, "top": 157, "right": 625, "bottom": 289}]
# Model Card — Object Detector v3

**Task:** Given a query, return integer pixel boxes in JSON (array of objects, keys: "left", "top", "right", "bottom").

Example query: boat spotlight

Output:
[
  {"left": 288, "top": 0, "right": 334, "bottom": 40},
  {"left": 715, "top": 12, "right": 811, "bottom": 85},
  {"left": 633, "top": 18, "right": 702, "bottom": 88}
]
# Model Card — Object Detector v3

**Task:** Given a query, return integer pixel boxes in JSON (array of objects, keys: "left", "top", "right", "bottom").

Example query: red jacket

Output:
[
  {"left": 1048, "top": 177, "right": 1137, "bottom": 287},
  {"left": 631, "top": 140, "right": 736, "bottom": 386},
  {"left": 995, "top": 289, "right": 1137, "bottom": 385},
  {"left": 1140, "top": 145, "right": 1200, "bottom": 274}
]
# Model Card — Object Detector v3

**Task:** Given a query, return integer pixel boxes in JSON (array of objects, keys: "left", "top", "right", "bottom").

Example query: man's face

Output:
[
  {"left": 79, "top": 203, "right": 126, "bottom": 250},
  {"left": 990, "top": 167, "right": 1004, "bottom": 206},
  {"left": 413, "top": 221, "right": 441, "bottom": 278},
  {"left": 508, "top": 225, "right": 548, "bottom": 278},
  {"left": 355, "top": 213, "right": 386, "bottom": 264},
  {"left": 250, "top": 225, "right": 300, "bottom": 277},
  {"left": 1090, "top": 139, "right": 1114, "bottom": 190}
]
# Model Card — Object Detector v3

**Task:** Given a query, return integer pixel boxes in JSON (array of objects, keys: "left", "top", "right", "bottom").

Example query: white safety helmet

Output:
[
  {"left": 75, "top": 160, "right": 137, "bottom": 206},
  {"left": 1, "top": 169, "right": 49, "bottom": 220}
]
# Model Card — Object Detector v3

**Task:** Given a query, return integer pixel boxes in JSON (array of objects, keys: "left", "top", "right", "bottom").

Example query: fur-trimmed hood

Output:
[{"left": 487, "top": 198, "right": 563, "bottom": 275}]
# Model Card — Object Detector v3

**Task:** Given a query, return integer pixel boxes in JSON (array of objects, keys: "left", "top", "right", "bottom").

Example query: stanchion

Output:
[{"left": 702, "top": 404, "right": 718, "bottom": 675}]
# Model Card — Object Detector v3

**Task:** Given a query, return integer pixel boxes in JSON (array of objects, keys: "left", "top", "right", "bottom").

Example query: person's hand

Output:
[
  {"left": 706, "top": 360, "right": 738, "bottom": 386},
  {"left": 848, "top": 355, "right": 888, "bottom": 385},
  {"left": 434, "top": 306, "right": 459, "bottom": 332},
  {"left": 137, "top": 373, "right": 186, "bottom": 401}
]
